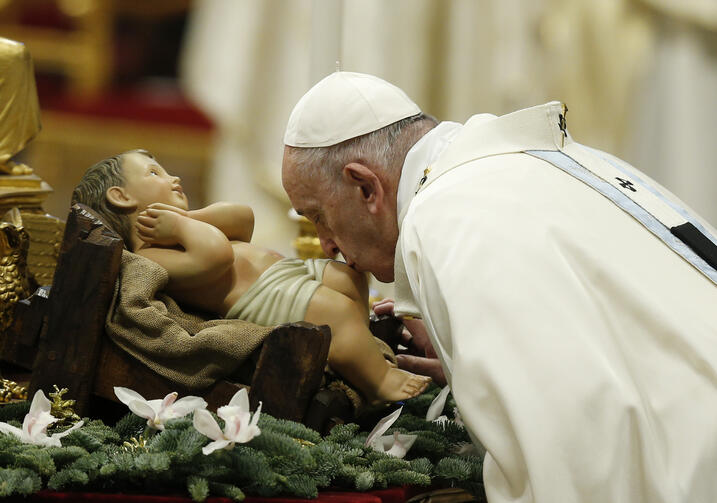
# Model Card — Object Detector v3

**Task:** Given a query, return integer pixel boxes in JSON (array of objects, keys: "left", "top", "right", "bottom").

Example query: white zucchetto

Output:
[{"left": 284, "top": 72, "right": 421, "bottom": 148}]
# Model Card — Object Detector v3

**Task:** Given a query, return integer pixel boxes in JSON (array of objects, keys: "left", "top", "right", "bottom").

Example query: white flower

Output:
[
  {"left": 0, "top": 390, "right": 83, "bottom": 447},
  {"left": 426, "top": 385, "right": 452, "bottom": 424},
  {"left": 193, "top": 388, "right": 261, "bottom": 454},
  {"left": 452, "top": 406, "right": 464, "bottom": 427},
  {"left": 114, "top": 387, "right": 207, "bottom": 431},
  {"left": 454, "top": 441, "right": 484, "bottom": 457},
  {"left": 365, "top": 406, "right": 417, "bottom": 459}
]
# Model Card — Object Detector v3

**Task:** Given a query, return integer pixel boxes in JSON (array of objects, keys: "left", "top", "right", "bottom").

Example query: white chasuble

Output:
[{"left": 394, "top": 102, "right": 717, "bottom": 503}]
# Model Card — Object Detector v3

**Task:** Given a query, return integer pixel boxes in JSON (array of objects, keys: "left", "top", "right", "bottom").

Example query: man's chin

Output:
[{"left": 371, "top": 268, "right": 395, "bottom": 283}]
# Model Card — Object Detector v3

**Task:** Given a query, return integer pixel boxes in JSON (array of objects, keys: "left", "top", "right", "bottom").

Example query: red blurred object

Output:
[
  {"left": 24, "top": 486, "right": 423, "bottom": 503},
  {"left": 35, "top": 75, "right": 213, "bottom": 130}
]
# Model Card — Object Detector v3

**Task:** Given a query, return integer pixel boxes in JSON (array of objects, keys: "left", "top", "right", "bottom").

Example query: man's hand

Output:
[
  {"left": 136, "top": 207, "right": 186, "bottom": 247},
  {"left": 372, "top": 299, "right": 447, "bottom": 386}
]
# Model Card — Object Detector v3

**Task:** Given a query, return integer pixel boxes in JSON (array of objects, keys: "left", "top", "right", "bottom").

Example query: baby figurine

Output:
[{"left": 72, "top": 149, "right": 430, "bottom": 404}]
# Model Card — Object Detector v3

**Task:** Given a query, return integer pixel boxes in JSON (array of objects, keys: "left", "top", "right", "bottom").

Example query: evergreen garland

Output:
[{"left": 0, "top": 383, "right": 484, "bottom": 501}]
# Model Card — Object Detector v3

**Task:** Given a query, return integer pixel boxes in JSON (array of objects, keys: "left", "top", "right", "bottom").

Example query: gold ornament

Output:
[
  {"left": 0, "top": 207, "right": 31, "bottom": 332},
  {"left": 0, "top": 378, "right": 28, "bottom": 402},
  {"left": 289, "top": 210, "right": 327, "bottom": 260},
  {"left": 122, "top": 435, "right": 148, "bottom": 452},
  {"left": 0, "top": 38, "right": 41, "bottom": 171},
  {"left": 293, "top": 437, "right": 316, "bottom": 448},
  {"left": 48, "top": 385, "right": 81, "bottom": 424}
]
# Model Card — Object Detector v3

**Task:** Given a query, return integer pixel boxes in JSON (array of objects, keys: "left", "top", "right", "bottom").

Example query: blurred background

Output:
[{"left": 4, "top": 0, "right": 716, "bottom": 263}]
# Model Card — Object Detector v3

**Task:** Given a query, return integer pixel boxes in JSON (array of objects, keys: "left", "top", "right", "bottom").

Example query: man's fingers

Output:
[
  {"left": 371, "top": 298, "right": 395, "bottom": 316},
  {"left": 402, "top": 317, "right": 427, "bottom": 337},
  {"left": 396, "top": 354, "right": 447, "bottom": 387},
  {"left": 399, "top": 327, "right": 413, "bottom": 345}
]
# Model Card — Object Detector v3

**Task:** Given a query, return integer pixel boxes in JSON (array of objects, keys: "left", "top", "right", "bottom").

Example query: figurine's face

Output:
[{"left": 120, "top": 153, "right": 188, "bottom": 211}]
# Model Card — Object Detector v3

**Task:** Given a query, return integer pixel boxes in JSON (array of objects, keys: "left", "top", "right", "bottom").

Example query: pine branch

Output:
[
  {"left": 0, "top": 467, "right": 41, "bottom": 497},
  {"left": 187, "top": 475, "right": 209, "bottom": 502},
  {"left": 14, "top": 448, "right": 56, "bottom": 477}
]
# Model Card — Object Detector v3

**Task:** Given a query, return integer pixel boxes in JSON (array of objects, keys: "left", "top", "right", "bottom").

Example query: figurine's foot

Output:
[{"left": 372, "top": 368, "right": 431, "bottom": 404}]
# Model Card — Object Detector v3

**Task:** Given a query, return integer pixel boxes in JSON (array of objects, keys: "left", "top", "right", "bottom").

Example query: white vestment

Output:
[{"left": 394, "top": 102, "right": 717, "bottom": 503}]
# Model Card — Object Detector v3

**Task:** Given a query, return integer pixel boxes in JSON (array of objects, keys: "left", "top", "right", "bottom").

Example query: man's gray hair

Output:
[{"left": 285, "top": 113, "right": 438, "bottom": 189}]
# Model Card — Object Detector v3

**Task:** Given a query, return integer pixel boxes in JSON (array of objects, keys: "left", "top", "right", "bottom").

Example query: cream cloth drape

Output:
[{"left": 180, "top": 0, "right": 717, "bottom": 255}]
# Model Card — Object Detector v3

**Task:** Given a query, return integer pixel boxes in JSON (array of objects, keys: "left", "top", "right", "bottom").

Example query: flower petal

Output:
[
  {"left": 217, "top": 405, "right": 244, "bottom": 421},
  {"left": 426, "top": 385, "right": 451, "bottom": 421},
  {"left": 34, "top": 435, "right": 62, "bottom": 448},
  {"left": 385, "top": 433, "right": 417, "bottom": 458},
  {"left": 453, "top": 407, "right": 464, "bottom": 427},
  {"left": 234, "top": 414, "right": 260, "bottom": 444},
  {"left": 228, "top": 388, "right": 250, "bottom": 410},
  {"left": 0, "top": 421, "right": 24, "bottom": 439},
  {"left": 28, "top": 390, "right": 52, "bottom": 417},
  {"left": 222, "top": 413, "right": 246, "bottom": 441},
  {"left": 193, "top": 409, "right": 224, "bottom": 441},
  {"left": 365, "top": 406, "right": 402, "bottom": 448},
  {"left": 51, "top": 420, "right": 85, "bottom": 440},
  {"left": 24, "top": 411, "right": 56, "bottom": 440},
  {"left": 250, "top": 402, "right": 262, "bottom": 429},
  {"left": 202, "top": 439, "right": 232, "bottom": 455},
  {"left": 114, "top": 387, "right": 147, "bottom": 407},
  {"left": 163, "top": 396, "right": 207, "bottom": 420},
  {"left": 454, "top": 442, "right": 481, "bottom": 457},
  {"left": 161, "top": 392, "right": 178, "bottom": 410},
  {"left": 127, "top": 399, "right": 156, "bottom": 421}
]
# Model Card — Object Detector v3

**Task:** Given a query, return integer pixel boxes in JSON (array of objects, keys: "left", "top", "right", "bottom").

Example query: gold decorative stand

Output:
[{"left": 0, "top": 37, "right": 64, "bottom": 334}]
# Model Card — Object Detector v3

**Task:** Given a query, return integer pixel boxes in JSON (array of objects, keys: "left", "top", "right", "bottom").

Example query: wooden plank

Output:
[
  {"left": 29, "top": 204, "right": 123, "bottom": 417},
  {"left": 303, "top": 388, "right": 353, "bottom": 436},
  {"left": 92, "top": 337, "right": 248, "bottom": 412},
  {"left": 369, "top": 314, "right": 404, "bottom": 353},
  {"left": 249, "top": 322, "right": 331, "bottom": 423}
]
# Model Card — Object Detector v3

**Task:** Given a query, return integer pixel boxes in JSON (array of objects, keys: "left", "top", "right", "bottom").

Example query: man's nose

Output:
[{"left": 320, "top": 236, "right": 339, "bottom": 258}]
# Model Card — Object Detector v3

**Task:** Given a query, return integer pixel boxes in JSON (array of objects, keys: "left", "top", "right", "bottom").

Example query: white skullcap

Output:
[{"left": 284, "top": 71, "right": 421, "bottom": 148}]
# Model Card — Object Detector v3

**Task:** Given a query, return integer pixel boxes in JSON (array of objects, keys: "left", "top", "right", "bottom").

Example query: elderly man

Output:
[{"left": 281, "top": 72, "right": 717, "bottom": 503}]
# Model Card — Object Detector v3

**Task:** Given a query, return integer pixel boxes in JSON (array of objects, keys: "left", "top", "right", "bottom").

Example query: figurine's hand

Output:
[
  {"left": 136, "top": 208, "right": 185, "bottom": 246},
  {"left": 146, "top": 202, "right": 188, "bottom": 217}
]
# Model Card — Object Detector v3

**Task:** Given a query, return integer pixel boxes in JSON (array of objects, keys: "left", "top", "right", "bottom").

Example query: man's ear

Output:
[
  {"left": 105, "top": 186, "right": 136, "bottom": 210},
  {"left": 342, "top": 162, "right": 384, "bottom": 214}
]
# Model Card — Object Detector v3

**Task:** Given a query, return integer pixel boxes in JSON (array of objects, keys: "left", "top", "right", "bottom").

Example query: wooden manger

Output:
[{"left": 2, "top": 204, "right": 364, "bottom": 433}]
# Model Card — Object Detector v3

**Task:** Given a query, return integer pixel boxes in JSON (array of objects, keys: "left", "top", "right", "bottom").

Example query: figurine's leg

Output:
[
  {"left": 319, "top": 261, "right": 370, "bottom": 320},
  {"left": 304, "top": 285, "right": 430, "bottom": 403}
]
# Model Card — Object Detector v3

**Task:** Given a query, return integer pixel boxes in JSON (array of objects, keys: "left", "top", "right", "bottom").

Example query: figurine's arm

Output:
[
  {"left": 135, "top": 208, "right": 234, "bottom": 289},
  {"left": 144, "top": 202, "right": 254, "bottom": 242},
  {"left": 189, "top": 202, "right": 254, "bottom": 242}
]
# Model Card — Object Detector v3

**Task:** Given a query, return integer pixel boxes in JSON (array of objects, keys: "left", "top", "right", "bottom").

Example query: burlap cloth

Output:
[{"left": 105, "top": 250, "right": 273, "bottom": 390}]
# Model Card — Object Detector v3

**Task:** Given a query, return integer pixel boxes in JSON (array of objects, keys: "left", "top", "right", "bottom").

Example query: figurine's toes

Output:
[{"left": 403, "top": 374, "right": 431, "bottom": 396}]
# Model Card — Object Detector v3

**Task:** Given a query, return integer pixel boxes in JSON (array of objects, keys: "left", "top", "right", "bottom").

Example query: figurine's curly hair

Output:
[{"left": 71, "top": 149, "right": 154, "bottom": 250}]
